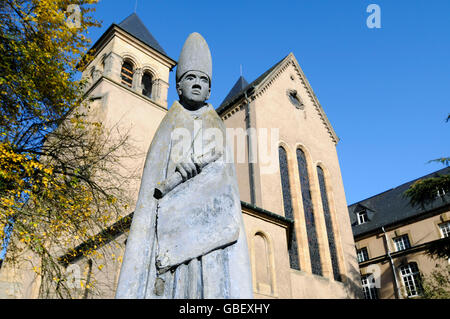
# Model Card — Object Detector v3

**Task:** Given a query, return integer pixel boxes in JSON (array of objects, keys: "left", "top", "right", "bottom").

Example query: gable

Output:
[
  {"left": 218, "top": 53, "right": 339, "bottom": 145},
  {"left": 253, "top": 53, "right": 339, "bottom": 144}
]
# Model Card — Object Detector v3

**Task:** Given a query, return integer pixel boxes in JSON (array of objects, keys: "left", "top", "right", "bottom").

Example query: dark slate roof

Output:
[
  {"left": 116, "top": 13, "right": 167, "bottom": 56},
  {"left": 217, "top": 55, "right": 288, "bottom": 114},
  {"left": 348, "top": 167, "right": 450, "bottom": 237},
  {"left": 220, "top": 76, "right": 249, "bottom": 107}
]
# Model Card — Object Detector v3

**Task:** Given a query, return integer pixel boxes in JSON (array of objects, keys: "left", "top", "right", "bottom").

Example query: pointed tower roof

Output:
[
  {"left": 78, "top": 13, "right": 176, "bottom": 71},
  {"left": 117, "top": 13, "right": 167, "bottom": 56},
  {"left": 217, "top": 55, "right": 287, "bottom": 112},
  {"left": 220, "top": 76, "right": 249, "bottom": 107}
]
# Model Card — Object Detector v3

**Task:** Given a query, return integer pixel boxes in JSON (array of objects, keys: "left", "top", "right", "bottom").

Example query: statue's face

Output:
[{"left": 176, "top": 70, "right": 211, "bottom": 110}]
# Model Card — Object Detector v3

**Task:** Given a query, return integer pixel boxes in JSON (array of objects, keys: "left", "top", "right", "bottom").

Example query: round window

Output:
[{"left": 287, "top": 89, "right": 304, "bottom": 109}]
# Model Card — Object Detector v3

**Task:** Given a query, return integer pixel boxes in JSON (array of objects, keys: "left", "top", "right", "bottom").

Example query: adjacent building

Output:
[{"left": 349, "top": 167, "right": 450, "bottom": 299}]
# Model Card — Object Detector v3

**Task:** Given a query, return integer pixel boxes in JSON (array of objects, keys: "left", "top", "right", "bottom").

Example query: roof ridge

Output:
[
  {"left": 348, "top": 166, "right": 450, "bottom": 207},
  {"left": 349, "top": 166, "right": 450, "bottom": 237}
]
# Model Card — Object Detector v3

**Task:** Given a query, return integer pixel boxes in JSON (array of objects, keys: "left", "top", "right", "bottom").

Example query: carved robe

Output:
[{"left": 115, "top": 101, "right": 253, "bottom": 299}]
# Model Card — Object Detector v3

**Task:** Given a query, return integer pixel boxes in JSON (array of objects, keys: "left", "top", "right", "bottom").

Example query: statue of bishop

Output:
[{"left": 115, "top": 32, "right": 253, "bottom": 299}]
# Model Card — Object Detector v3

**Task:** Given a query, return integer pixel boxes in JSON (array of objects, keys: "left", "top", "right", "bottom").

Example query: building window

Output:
[
  {"left": 297, "top": 148, "right": 322, "bottom": 276},
  {"left": 286, "top": 89, "right": 304, "bottom": 109},
  {"left": 142, "top": 71, "right": 153, "bottom": 98},
  {"left": 90, "top": 67, "right": 96, "bottom": 80},
  {"left": 439, "top": 222, "right": 450, "bottom": 238},
  {"left": 357, "top": 210, "right": 369, "bottom": 225},
  {"left": 399, "top": 263, "right": 423, "bottom": 297},
  {"left": 317, "top": 166, "right": 341, "bottom": 281},
  {"left": 121, "top": 61, "right": 134, "bottom": 87},
  {"left": 357, "top": 247, "right": 369, "bottom": 263},
  {"left": 393, "top": 234, "right": 411, "bottom": 252},
  {"left": 361, "top": 274, "right": 379, "bottom": 299},
  {"left": 279, "top": 146, "right": 300, "bottom": 270}
]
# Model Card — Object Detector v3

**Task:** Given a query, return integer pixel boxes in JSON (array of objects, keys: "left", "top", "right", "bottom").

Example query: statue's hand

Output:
[{"left": 175, "top": 154, "right": 201, "bottom": 182}]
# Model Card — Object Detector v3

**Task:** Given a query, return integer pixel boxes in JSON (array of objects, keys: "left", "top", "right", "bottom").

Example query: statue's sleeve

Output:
[{"left": 155, "top": 113, "right": 242, "bottom": 272}]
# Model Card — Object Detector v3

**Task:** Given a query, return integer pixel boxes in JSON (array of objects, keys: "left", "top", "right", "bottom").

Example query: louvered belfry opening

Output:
[
  {"left": 121, "top": 61, "right": 134, "bottom": 87},
  {"left": 142, "top": 72, "right": 153, "bottom": 98}
]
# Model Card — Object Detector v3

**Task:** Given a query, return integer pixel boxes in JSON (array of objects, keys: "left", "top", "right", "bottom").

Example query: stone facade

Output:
[
  {"left": 350, "top": 167, "right": 450, "bottom": 299},
  {"left": 0, "top": 14, "right": 362, "bottom": 299},
  {"left": 218, "top": 54, "right": 361, "bottom": 298}
]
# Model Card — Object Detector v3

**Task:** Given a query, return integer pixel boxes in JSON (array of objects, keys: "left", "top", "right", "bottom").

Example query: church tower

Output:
[
  {"left": 78, "top": 13, "right": 176, "bottom": 207},
  {"left": 0, "top": 13, "right": 177, "bottom": 299},
  {"left": 218, "top": 53, "right": 361, "bottom": 298}
]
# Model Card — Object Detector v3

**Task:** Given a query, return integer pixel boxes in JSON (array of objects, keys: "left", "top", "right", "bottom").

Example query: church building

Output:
[{"left": 0, "top": 13, "right": 362, "bottom": 299}]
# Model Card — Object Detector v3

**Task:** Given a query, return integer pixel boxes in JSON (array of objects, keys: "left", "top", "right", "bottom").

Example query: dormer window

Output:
[
  {"left": 437, "top": 188, "right": 447, "bottom": 198},
  {"left": 121, "top": 61, "right": 134, "bottom": 88},
  {"left": 142, "top": 71, "right": 153, "bottom": 98},
  {"left": 357, "top": 210, "right": 369, "bottom": 225}
]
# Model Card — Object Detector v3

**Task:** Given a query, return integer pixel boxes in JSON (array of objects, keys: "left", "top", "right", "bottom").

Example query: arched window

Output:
[
  {"left": 100, "top": 56, "right": 106, "bottom": 73},
  {"left": 120, "top": 60, "right": 134, "bottom": 87},
  {"left": 297, "top": 148, "right": 322, "bottom": 276},
  {"left": 89, "top": 67, "right": 96, "bottom": 80},
  {"left": 83, "top": 259, "right": 93, "bottom": 299},
  {"left": 278, "top": 146, "right": 300, "bottom": 270},
  {"left": 253, "top": 233, "right": 273, "bottom": 294},
  {"left": 142, "top": 71, "right": 153, "bottom": 98},
  {"left": 399, "top": 262, "right": 423, "bottom": 297},
  {"left": 317, "top": 165, "right": 341, "bottom": 281}
]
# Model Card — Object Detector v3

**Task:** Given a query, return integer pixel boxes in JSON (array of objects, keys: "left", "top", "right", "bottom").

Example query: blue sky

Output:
[{"left": 87, "top": 0, "right": 449, "bottom": 205}]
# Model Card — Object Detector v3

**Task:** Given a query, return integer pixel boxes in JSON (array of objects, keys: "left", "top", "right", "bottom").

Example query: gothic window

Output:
[
  {"left": 399, "top": 262, "right": 423, "bottom": 297},
  {"left": 121, "top": 60, "right": 134, "bottom": 88},
  {"left": 317, "top": 165, "right": 341, "bottom": 281},
  {"left": 253, "top": 233, "right": 273, "bottom": 294},
  {"left": 297, "top": 148, "right": 322, "bottom": 276},
  {"left": 361, "top": 274, "right": 379, "bottom": 299},
  {"left": 83, "top": 259, "right": 93, "bottom": 299},
  {"left": 142, "top": 71, "right": 153, "bottom": 98},
  {"left": 278, "top": 146, "right": 300, "bottom": 270}
]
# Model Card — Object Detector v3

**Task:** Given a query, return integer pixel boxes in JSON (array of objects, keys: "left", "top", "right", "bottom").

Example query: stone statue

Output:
[{"left": 115, "top": 32, "right": 253, "bottom": 299}]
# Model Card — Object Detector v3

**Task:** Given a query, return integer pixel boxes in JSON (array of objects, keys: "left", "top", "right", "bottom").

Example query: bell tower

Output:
[{"left": 78, "top": 13, "right": 177, "bottom": 209}]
